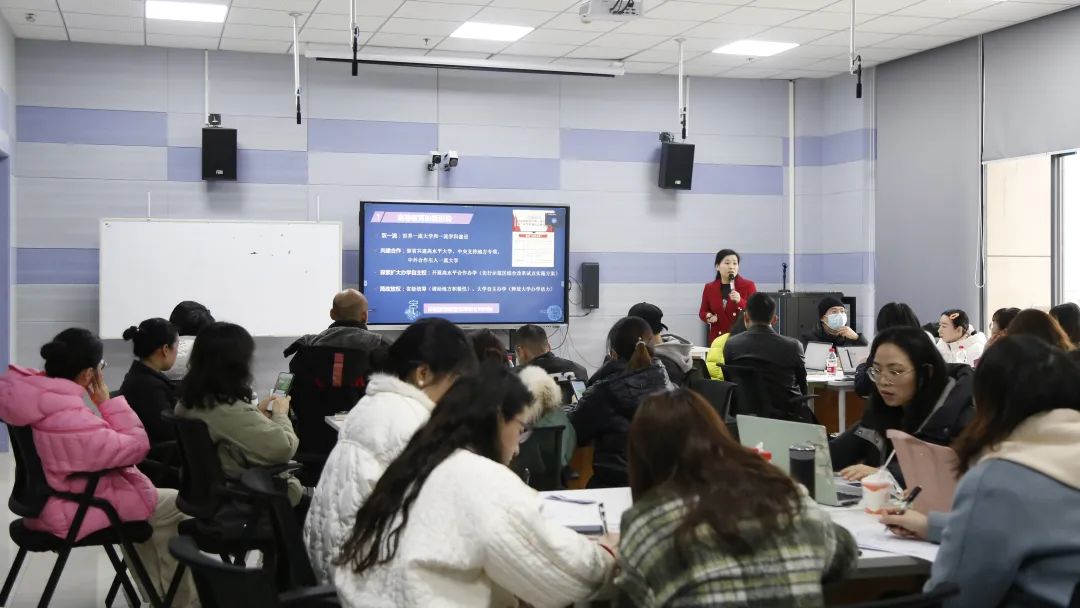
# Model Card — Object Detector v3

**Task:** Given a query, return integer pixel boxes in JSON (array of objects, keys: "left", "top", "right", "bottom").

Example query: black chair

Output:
[
  {"left": 0, "top": 424, "right": 163, "bottom": 608},
  {"left": 510, "top": 426, "right": 566, "bottom": 492},
  {"left": 240, "top": 469, "right": 318, "bottom": 591},
  {"left": 720, "top": 363, "right": 817, "bottom": 424},
  {"left": 1070, "top": 580, "right": 1080, "bottom": 608},
  {"left": 168, "top": 536, "right": 339, "bottom": 608},
  {"left": 840, "top": 583, "right": 960, "bottom": 607}
]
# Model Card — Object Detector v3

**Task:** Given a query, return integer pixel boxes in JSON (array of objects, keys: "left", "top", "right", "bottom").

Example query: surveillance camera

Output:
[
  {"left": 427, "top": 151, "right": 442, "bottom": 172},
  {"left": 444, "top": 150, "right": 459, "bottom": 170},
  {"left": 578, "top": 0, "right": 592, "bottom": 23}
]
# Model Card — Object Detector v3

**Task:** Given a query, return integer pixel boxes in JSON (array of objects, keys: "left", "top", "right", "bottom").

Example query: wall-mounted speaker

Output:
[
  {"left": 658, "top": 141, "right": 695, "bottom": 190},
  {"left": 202, "top": 127, "right": 237, "bottom": 181},
  {"left": 581, "top": 262, "right": 600, "bottom": 309}
]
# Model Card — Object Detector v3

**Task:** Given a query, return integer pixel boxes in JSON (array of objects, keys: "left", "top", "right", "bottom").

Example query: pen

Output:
[
  {"left": 598, "top": 502, "right": 609, "bottom": 537},
  {"left": 545, "top": 495, "right": 596, "bottom": 505},
  {"left": 898, "top": 486, "right": 923, "bottom": 514}
]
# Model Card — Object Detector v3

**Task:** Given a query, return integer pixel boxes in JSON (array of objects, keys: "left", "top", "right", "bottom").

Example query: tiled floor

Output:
[{"left": 0, "top": 451, "right": 133, "bottom": 607}]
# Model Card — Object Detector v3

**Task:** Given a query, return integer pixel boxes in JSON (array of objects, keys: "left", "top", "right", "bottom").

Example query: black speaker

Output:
[
  {"left": 580, "top": 262, "right": 599, "bottom": 309},
  {"left": 658, "top": 142, "right": 694, "bottom": 190},
  {"left": 202, "top": 127, "right": 237, "bottom": 180}
]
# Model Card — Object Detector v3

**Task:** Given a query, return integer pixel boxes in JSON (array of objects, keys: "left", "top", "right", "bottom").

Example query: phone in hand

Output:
[{"left": 271, "top": 372, "right": 294, "bottom": 398}]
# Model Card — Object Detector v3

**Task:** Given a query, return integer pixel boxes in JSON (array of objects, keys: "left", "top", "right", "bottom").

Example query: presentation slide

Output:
[{"left": 361, "top": 202, "right": 570, "bottom": 326}]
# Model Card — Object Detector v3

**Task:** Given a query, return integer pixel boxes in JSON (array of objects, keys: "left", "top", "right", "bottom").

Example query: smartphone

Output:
[{"left": 271, "top": 372, "right": 294, "bottom": 397}]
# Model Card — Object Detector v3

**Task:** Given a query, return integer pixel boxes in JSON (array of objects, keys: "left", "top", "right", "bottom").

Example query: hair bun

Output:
[
  {"left": 40, "top": 341, "right": 67, "bottom": 361},
  {"left": 122, "top": 326, "right": 140, "bottom": 341}
]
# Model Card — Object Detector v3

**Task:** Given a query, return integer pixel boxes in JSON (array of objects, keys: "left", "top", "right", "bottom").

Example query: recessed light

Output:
[
  {"left": 713, "top": 40, "right": 799, "bottom": 57},
  {"left": 450, "top": 22, "right": 534, "bottom": 42},
  {"left": 146, "top": 1, "right": 228, "bottom": 23}
]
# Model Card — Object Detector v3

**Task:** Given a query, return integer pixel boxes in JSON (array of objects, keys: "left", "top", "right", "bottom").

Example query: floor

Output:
[{"left": 0, "top": 451, "right": 133, "bottom": 608}]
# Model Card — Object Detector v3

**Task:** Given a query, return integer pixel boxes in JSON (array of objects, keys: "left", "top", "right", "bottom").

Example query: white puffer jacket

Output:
[
  {"left": 332, "top": 449, "right": 616, "bottom": 608},
  {"left": 303, "top": 374, "right": 436, "bottom": 583},
  {"left": 936, "top": 330, "right": 988, "bottom": 364}
]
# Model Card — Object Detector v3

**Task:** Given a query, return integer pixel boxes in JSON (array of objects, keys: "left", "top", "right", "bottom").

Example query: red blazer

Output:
[{"left": 699, "top": 276, "right": 758, "bottom": 344}]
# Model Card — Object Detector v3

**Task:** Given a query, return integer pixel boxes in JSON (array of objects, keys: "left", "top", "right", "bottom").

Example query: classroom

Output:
[{"left": 0, "top": 0, "right": 1079, "bottom": 606}]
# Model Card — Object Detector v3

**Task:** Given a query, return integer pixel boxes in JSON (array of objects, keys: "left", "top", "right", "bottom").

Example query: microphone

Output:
[{"left": 728, "top": 271, "right": 736, "bottom": 283}]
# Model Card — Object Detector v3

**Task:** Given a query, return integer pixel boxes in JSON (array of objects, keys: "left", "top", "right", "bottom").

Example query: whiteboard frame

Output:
[{"left": 98, "top": 218, "right": 343, "bottom": 339}]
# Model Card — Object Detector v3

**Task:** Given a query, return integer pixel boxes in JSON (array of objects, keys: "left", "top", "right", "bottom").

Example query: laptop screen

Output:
[{"left": 804, "top": 341, "right": 832, "bottom": 372}]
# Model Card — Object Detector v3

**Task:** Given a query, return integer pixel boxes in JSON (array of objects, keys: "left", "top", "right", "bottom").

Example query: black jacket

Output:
[
  {"left": 570, "top": 360, "right": 671, "bottom": 488},
  {"left": 119, "top": 360, "right": 177, "bottom": 446},
  {"left": 830, "top": 364, "right": 975, "bottom": 485},
  {"left": 284, "top": 320, "right": 391, "bottom": 358},
  {"left": 801, "top": 324, "right": 868, "bottom": 348},
  {"left": 724, "top": 325, "right": 808, "bottom": 404},
  {"left": 525, "top": 351, "right": 588, "bottom": 382}
]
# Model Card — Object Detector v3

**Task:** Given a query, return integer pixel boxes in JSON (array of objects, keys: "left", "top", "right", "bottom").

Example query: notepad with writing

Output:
[{"left": 541, "top": 497, "right": 605, "bottom": 534}]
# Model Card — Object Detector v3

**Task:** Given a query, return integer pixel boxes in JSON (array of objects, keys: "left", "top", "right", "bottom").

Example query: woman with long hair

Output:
[
  {"left": 699, "top": 249, "right": 758, "bottom": 344},
  {"left": 1050, "top": 302, "right": 1080, "bottom": 346},
  {"left": 831, "top": 327, "right": 974, "bottom": 483},
  {"left": 332, "top": 366, "right": 616, "bottom": 607},
  {"left": 881, "top": 337, "right": 1080, "bottom": 607},
  {"left": 305, "top": 317, "right": 477, "bottom": 582},
  {"left": 571, "top": 316, "right": 672, "bottom": 488},
  {"left": 1006, "top": 308, "right": 1074, "bottom": 351},
  {"left": 618, "top": 389, "right": 857, "bottom": 606},
  {"left": 854, "top": 302, "right": 923, "bottom": 397}
]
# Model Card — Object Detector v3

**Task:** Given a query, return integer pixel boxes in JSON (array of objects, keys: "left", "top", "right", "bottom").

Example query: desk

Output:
[
  {"left": 325, "top": 414, "right": 346, "bottom": 432},
  {"left": 807, "top": 375, "right": 859, "bottom": 433},
  {"left": 541, "top": 488, "right": 933, "bottom": 579},
  {"left": 690, "top": 346, "right": 710, "bottom": 361}
]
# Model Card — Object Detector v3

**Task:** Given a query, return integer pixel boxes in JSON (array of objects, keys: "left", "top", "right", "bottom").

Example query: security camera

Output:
[
  {"left": 427, "top": 151, "right": 442, "bottom": 172},
  {"left": 579, "top": 1, "right": 592, "bottom": 23},
  {"left": 444, "top": 150, "right": 459, "bottom": 171}
]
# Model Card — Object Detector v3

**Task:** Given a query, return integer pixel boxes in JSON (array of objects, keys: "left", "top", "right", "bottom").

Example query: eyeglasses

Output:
[{"left": 867, "top": 366, "right": 914, "bottom": 386}]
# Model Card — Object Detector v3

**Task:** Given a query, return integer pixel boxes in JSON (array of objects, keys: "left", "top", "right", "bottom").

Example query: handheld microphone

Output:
[{"left": 728, "top": 271, "right": 736, "bottom": 283}]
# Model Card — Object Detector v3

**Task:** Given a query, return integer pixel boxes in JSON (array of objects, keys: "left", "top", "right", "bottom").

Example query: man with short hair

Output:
[
  {"left": 514, "top": 324, "right": 587, "bottom": 381},
  {"left": 627, "top": 302, "right": 693, "bottom": 385},
  {"left": 724, "top": 293, "right": 809, "bottom": 415}
]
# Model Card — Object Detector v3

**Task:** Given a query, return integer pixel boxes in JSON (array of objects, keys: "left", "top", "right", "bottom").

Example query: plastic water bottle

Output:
[
  {"left": 955, "top": 345, "right": 968, "bottom": 366},
  {"left": 826, "top": 347, "right": 839, "bottom": 376}
]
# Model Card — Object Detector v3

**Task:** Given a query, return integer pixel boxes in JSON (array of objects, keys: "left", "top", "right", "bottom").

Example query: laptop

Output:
[
  {"left": 804, "top": 341, "right": 833, "bottom": 373},
  {"left": 838, "top": 346, "right": 870, "bottom": 375},
  {"left": 737, "top": 415, "right": 863, "bottom": 507}
]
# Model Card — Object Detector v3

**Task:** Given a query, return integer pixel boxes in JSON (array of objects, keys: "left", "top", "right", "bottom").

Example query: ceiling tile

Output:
[
  {"left": 8, "top": 23, "right": 66, "bottom": 39},
  {"left": 468, "top": 6, "right": 560, "bottom": 26},
  {"left": 660, "top": 63, "right": 722, "bottom": 76},
  {"left": 435, "top": 36, "right": 509, "bottom": 52},
  {"left": 299, "top": 28, "right": 372, "bottom": 44},
  {"left": 612, "top": 18, "right": 697, "bottom": 35},
  {"left": 622, "top": 60, "right": 675, "bottom": 74},
  {"left": 782, "top": 44, "right": 848, "bottom": 59},
  {"left": 782, "top": 10, "right": 874, "bottom": 30},
  {"left": 681, "top": 21, "right": 768, "bottom": 40},
  {"left": 231, "top": 0, "right": 318, "bottom": 10},
  {"left": 916, "top": 18, "right": 1010, "bottom": 37},
  {"left": 745, "top": 52, "right": 832, "bottom": 69},
  {"left": 228, "top": 8, "right": 300, "bottom": 27},
  {"left": 68, "top": 28, "right": 145, "bottom": 45},
  {"left": 493, "top": 53, "right": 556, "bottom": 63},
  {"left": 820, "top": 0, "right": 924, "bottom": 14},
  {"left": 366, "top": 31, "right": 442, "bottom": 48},
  {"left": 749, "top": 0, "right": 835, "bottom": 9},
  {"left": 892, "top": 0, "right": 1000, "bottom": 18},
  {"left": 59, "top": 0, "right": 142, "bottom": 17},
  {"left": 753, "top": 26, "right": 834, "bottom": 44},
  {"left": 627, "top": 47, "right": 708, "bottom": 62},
  {"left": 963, "top": 1, "right": 1068, "bottom": 22},
  {"left": 551, "top": 57, "right": 620, "bottom": 70},
  {"left": 61, "top": 13, "right": 143, "bottom": 33},
  {"left": 306, "top": 13, "right": 384, "bottom": 30},
  {"left": 772, "top": 68, "right": 845, "bottom": 79},
  {"left": 589, "top": 31, "right": 669, "bottom": 49},
  {"left": 649, "top": 37, "right": 728, "bottom": 53},
  {"left": 645, "top": 1, "right": 738, "bottom": 21},
  {"left": 541, "top": 12, "right": 622, "bottom": 31},
  {"left": 317, "top": 0, "right": 405, "bottom": 17},
  {"left": 520, "top": 28, "right": 601, "bottom": 44},
  {"left": 222, "top": 23, "right": 295, "bottom": 41},
  {"left": 565, "top": 45, "right": 638, "bottom": 58},
  {"left": 858, "top": 14, "right": 945, "bottom": 33},
  {"left": 881, "top": 33, "right": 961, "bottom": 49},
  {"left": 0, "top": 0, "right": 57, "bottom": 10},
  {"left": 147, "top": 19, "right": 224, "bottom": 37},
  {"left": 379, "top": 17, "right": 461, "bottom": 35},
  {"left": 489, "top": 0, "right": 578, "bottom": 9},
  {"left": 854, "top": 46, "right": 918, "bottom": 62},
  {"left": 717, "top": 65, "right": 783, "bottom": 78},
  {"left": 393, "top": 2, "right": 485, "bottom": 21},
  {"left": 716, "top": 6, "right": 810, "bottom": 26},
  {"left": 146, "top": 33, "right": 219, "bottom": 49},
  {"left": 425, "top": 49, "right": 493, "bottom": 59},
  {"left": 219, "top": 38, "right": 291, "bottom": 53},
  {"left": 811, "top": 30, "right": 898, "bottom": 46},
  {"left": 500, "top": 40, "right": 576, "bottom": 56},
  {"left": 2, "top": 8, "right": 62, "bottom": 27},
  {"left": 685, "top": 52, "right": 755, "bottom": 67}
]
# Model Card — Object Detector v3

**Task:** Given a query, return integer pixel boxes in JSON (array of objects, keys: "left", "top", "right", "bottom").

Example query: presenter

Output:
[{"left": 699, "top": 249, "right": 757, "bottom": 344}]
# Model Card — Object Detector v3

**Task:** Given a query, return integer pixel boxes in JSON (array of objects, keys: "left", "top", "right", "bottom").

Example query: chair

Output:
[
  {"left": 839, "top": 583, "right": 959, "bottom": 607},
  {"left": 168, "top": 537, "right": 339, "bottom": 608},
  {"left": 510, "top": 426, "right": 566, "bottom": 492},
  {"left": 240, "top": 469, "right": 318, "bottom": 591},
  {"left": 720, "top": 363, "right": 817, "bottom": 423},
  {"left": 1069, "top": 580, "right": 1080, "bottom": 608},
  {"left": 886, "top": 430, "right": 960, "bottom": 513},
  {"left": 0, "top": 424, "right": 162, "bottom": 608}
]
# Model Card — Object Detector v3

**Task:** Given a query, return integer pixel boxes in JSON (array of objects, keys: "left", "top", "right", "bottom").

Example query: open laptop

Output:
[
  {"left": 838, "top": 346, "right": 870, "bottom": 374},
  {"left": 804, "top": 341, "right": 833, "bottom": 374},
  {"left": 737, "top": 415, "right": 863, "bottom": 507}
]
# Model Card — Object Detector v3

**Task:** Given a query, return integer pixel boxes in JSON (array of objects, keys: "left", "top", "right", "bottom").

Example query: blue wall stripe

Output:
[
  {"left": 692, "top": 164, "right": 784, "bottom": 196},
  {"left": 783, "top": 129, "right": 876, "bottom": 166},
  {"left": 441, "top": 156, "right": 560, "bottom": 191},
  {"left": 167, "top": 146, "right": 308, "bottom": 184},
  {"left": 308, "top": 118, "right": 437, "bottom": 154},
  {"left": 561, "top": 129, "right": 661, "bottom": 163},
  {"left": 17, "top": 105, "right": 167, "bottom": 147},
  {"left": 17, "top": 248, "right": 872, "bottom": 286}
]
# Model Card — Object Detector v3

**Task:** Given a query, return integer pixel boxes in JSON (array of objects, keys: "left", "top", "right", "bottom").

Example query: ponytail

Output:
[{"left": 627, "top": 339, "right": 653, "bottom": 371}]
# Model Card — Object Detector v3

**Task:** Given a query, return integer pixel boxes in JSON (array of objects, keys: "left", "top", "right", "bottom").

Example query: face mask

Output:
[{"left": 826, "top": 312, "right": 848, "bottom": 330}]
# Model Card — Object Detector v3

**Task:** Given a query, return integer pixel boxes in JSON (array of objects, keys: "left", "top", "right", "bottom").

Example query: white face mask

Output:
[{"left": 826, "top": 312, "right": 848, "bottom": 330}]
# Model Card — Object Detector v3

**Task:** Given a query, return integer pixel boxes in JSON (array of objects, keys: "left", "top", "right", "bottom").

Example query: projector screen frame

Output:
[{"left": 359, "top": 200, "right": 572, "bottom": 330}]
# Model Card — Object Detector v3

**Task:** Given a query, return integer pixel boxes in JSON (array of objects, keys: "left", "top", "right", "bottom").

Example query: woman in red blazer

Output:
[{"left": 699, "top": 249, "right": 757, "bottom": 344}]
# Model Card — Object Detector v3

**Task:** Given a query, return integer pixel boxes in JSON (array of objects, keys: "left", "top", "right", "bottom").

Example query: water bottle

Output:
[
  {"left": 789, "top": 444, "right": 817, "bottom": 498},
  {"left": 955, "top": 345, "right": 968, "bottom": 366},
  {"left": 825, "top": 347, "right": 839, "bottom": 376}
]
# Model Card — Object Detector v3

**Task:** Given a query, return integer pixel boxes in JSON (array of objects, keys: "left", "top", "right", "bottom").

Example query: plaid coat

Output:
[{"left": 616, "top": 489, "right": 858, "bottom": 607}]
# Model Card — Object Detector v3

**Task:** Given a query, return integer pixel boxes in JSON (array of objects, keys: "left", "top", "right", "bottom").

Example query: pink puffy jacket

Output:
[{"left": 0, "top": 365, "right": 157, "bottom": 540}]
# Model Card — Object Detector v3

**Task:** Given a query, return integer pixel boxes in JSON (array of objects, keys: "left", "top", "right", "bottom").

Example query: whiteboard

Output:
[{"left": 99, "top": 219, "right": 342, "bottom": 339}]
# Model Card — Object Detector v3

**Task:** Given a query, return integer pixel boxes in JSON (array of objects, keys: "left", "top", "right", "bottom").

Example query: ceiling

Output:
[{"left": 1, "top": 0, "right": 1078, "bottom": 78}]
